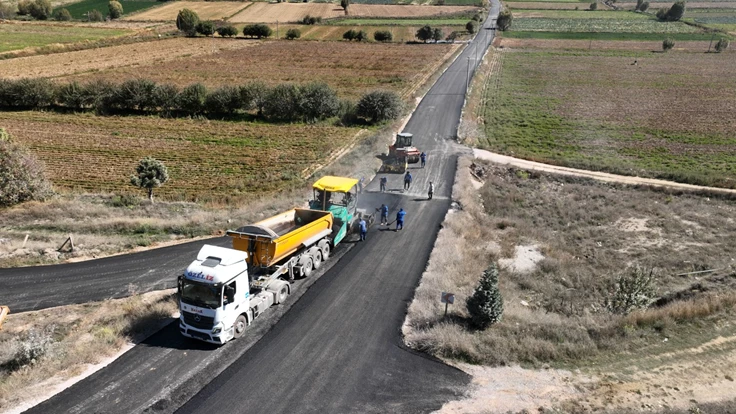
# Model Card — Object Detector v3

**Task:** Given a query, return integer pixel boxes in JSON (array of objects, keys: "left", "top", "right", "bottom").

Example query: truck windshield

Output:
[{"left": 181, "top": 280, "right": 221, "bottom": 309}]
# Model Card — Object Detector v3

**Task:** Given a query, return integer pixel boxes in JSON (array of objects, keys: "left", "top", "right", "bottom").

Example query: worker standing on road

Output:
[
  {"left": 428, "top": 181, "right": 434, "bottom": 200},
  {"left": 403, "top": 171, "right": 412, "bottom": 191},
  {"left": 359, "top": 218, "right": 367, "bottom": 241},
  {"left": 420, "top": 152, "right": 427, "bottom": 168},
  {"left": 379, "top": 176, "right": 387, "bottom": 192},
  {"left": 395, "top": 208, "right": 406, "bottom": 231},
  {"left": 358, "top": 177, "right": 365, "bottom": 193},
  {"left": 379, "top": 204, "right": 389, "bottom": 225}
]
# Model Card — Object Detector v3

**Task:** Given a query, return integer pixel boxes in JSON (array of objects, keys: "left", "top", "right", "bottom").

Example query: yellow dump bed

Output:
[{"left": 226, "top": 209, "right": 333, "bottom": 268}]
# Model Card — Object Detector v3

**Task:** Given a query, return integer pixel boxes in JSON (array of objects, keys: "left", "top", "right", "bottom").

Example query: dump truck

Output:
[
  {"left": 380, "top": 132, "right": 421, "bottom": 173},
  {"left": 178, "top": 176, "right": 370, "bottom": 344}
]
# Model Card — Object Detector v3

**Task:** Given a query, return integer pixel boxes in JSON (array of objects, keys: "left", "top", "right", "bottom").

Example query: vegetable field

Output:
[
  {"left": 57, "top": 0, "right": 159, "bottom": 19},
  {"left": 0, "top": 23, "right": 130, "bottom": 54},
  {"left": 0, "top": 111, "right": 364, "bottom": 200}
]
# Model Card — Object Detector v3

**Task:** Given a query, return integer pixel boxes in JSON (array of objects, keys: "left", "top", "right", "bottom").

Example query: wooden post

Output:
[
  {"left": 444, "top": 302, "right": 449, "bottom": 318},
  {"left": 22, "top": 234, "right": 29, "bottom": 249}
]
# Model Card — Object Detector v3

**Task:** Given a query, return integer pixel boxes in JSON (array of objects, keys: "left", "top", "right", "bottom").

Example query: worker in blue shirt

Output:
[
  {"left": 403, "top": 171, "right": 412, "bottom": 191},
  {"left": 379, "top": 204, "right": 389, "bottom": 225},
  {"left": 379, "top": 176, "right": 388, "bottom": 192},
  {"left": 359, "top": 218, "right": 367, "bottom": 241},
  {"left": 420, "top": 152, "right": 427, "bottom": 168},
  {"left": 395, "top": 208, "right": 406, "bottom": 231}
]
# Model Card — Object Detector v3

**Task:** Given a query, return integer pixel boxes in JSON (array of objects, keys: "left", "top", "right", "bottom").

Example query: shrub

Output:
[
  {"left": 17, "top": 0, "right": 32, "bottom": 15},
  {"left": 374, "top": 30, "right": 392, "bottom": 42},
  {"left": 176, "top": 8, "right": 200, "bottom": 36},
  {"left": 465, "top": 20, "right": 478, "bottom": 34},
  {"left": 301, "top": 14, "right": 321, "bottom": 25},
  {"left": 662, "top": 37, "right": 675, "bottom": 51},
  {"left": 638, "top": 1, "right": 649, "bottom": 11},
  {"left": 589, "top": 2, "right": 598, "bottom": 10},
  {"left": 85, "top": 79, "right": 116, "bottom": 113},
  {"left": 152, "top": 83, "right": 179, "bottom": 113},
  {"left": 239, "top": 81, "right": 269, "bottom": 115},
  {"left": 196, "top": 20, "right": 215, "bottom": 36},
  {"left": 6, "top": 328, "right": 55, "bottom": 369},
  {"left": 285, "top": 28, "right": 301, "bottom": 39},
  {"left": 605, "top": 266, "right": 656, "bottom": 315},
  {"left": 0, "top": 130, "right": 52, "bottom": 207},
  {"left": 56, "top": 81, "right": 94, "bottom": 109},
  {"left": 343, "top": 29, "right": 357, "bottom": 41},
  {"left": 54, "top": 8, "right": 72, "bottom": 21},
  {"left": 205, "top": 85, "right": 242, "bottom": 114},
  {"left": 0, "top": 78, "right": 55, "bottom": 108},
  {"left": 29, "top": 0, "right": 52, "bottom": 20},
  {"left": 466, "top": 263, "right": 504, "bottom": 329},
  {"left": 177, "top": 83, "right": 207, "bottom": 114},
  {"left": 497, "top": 10, "right": 512, "bottom": 31},
  {"left": 299, "top": 82, "right": 339, "bottom": 122},
  {"left": 416, "top": 25, "right": 433, "bottom": 42},
  {"left": 714, "top": 38, "right": 730, "bottom": 53},
  {"left": 356, "top": 90, "right": 402, "bottom": 124},
  {"left": 432, "top": 27, "right": 443, "bottom": 42},
  {"left": 472, "top": 12, "right": 483, "bottom": 21},
  {"left": 656, "top": 8, "right": 668, "bottom": 20},
  {"left": 243, "top": 24, "right": 272, "bottom": 39},
  {"left": 88, "top": 9, "right": 104, "bottom": 21},
  {"left": 108, "top": 0, "right": 123, "bottom": 19},
  {"left": 658, "top": 0, "right": 685, "bottom": 21},
  {"left": 446, "top": 31, "right": 458, "bottom": 42},
  {"left": 216, "top": 25, "right": 238, "bottom": 37},
  {"left": 263, "top": 83, "right": 302, "bottom": 122},
  {"left": 336, "top": 98, "right": 357, "bottom": 126},
  {"left": 0, "top": 2, "right": 16, "bottom": 19},
  {"left": 355, "top": 29, "right": 367, "bottom": 42},
  {"left": 117, "top": 78, "right": 157, "bottom": 111},
  {"left": 130, "top": 157, "right": 169, "bottom": 202}
]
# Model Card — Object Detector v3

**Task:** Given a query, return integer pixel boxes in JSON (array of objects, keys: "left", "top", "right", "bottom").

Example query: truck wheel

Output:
[
  {"left": 311, "top": 249, "right": 323, "bottom": 269},
  {"left": 233, "top": 315, "right": 247, "bottom": 339},
  {"left": 277, "top": 284, "right": 289, "bottom": 304},
  {"left": 318, "top": 240, "right": 330, "bottom": 260},
  {"left": 299, "top": 256, "right": 313, "bottom": 278}
]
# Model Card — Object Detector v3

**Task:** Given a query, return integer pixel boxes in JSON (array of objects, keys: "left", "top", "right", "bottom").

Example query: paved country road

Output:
[{"left": 19, "top": 4, "right": 501, "bottom": 413}]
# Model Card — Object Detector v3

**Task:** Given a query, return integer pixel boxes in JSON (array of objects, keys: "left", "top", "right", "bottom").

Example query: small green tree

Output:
[
  {"left": 243, "top": 24, "right": 272, "bottom": 39},
  {"left": 466, "top": 263, "right": 504, "bottom": 329},
  {"left": 54, "top": 8, "right": 72, "bottom": 21},
  {"left": 263, "top": 83, "right": 302, "bottom": 122},
  {"left": 605, "top": 266, "right": 656, "bottom": 315},
  {"left": 497, "top": 10, "right": 513, "bottom": 31},
  {"left": 343, "top": 29, "right": 357, "bottom": 41},
  {"left": 29, "top": 0, "right": 52, "bottom": 20},
  {"left": 666, "top": 0, "right": 685, "bottom": 21},
  {"left": 656, "top": 8, "right": 668, "bottom": 20},
  {"left": 196, "top": 21, "right": 215, "bottom": 36},
  {"left": 432, "top": 28, "right": 443, "bottom": 42},
  {"left": 340, "top": 0, "right": 349, "bottom": 13},
  {"left": 465, "top": 20, "right": 479, "bottom": 34},
  {"left": 714, "top": 37, "right": 730, "bottom": 53},
  {"left": 17, "top": 0, "right": 32, "bottom": 15},
  {"left": 638, "top": 1, "right": 649, "bottom": 11},
  {"left": 662, "top": 37, "right": 675, "bottom": 51},
  {"left": 589, "top": 1, "right": 598, "bottom": 10},
  {"left": 216, "top": 25, "right": 238, "bottom": 37},
  {"left": 355, "top": 29, "right": 368, "bottom": 42},
  {"left": 374, "top": 30, "right": 392, "bottom": 42},
  {"left": 108, "top": 0, "right": 123, "bottom": 19},
  {"left": 177, "top": 83, "right": 207, "bottom": 114},
  {"left": 285, "top": 28, "right": 301, "bottom": 39},
  {"left": 130, "top": 157, "right": 169, "bottom": 203},
  {"left": 205, "top": 85, "right": 242, "bottom": 114},
  {"left": 446, "top": 31, "right": 458, "bottom": 42},
  {"left": 176, "top": 8, "right": 200, "bottom": 36},
  {"left": 0, "top": 129, "right": 52, "bottom": 207},
  {"left": 299, "top": 82, "right": 339, "bottom": 122},
  {"left": 356, "top": 90, "right": 402, "bottom": 124},
  {"left": 416, "top": 25, "right": 433, "bottom": 43},
  {"left": 88, "top": 9, "right": 104, "bottom": 21},
  {"left": 152, "top": 83, "right": 179, "bottom": 113},
  {"left": 239, "top": 81, "right": 269, "bottom": 115}
]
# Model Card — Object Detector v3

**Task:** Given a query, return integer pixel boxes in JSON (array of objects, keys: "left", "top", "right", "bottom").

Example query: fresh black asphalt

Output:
[{"left": 18, "top": 4, "right": 500, "bottom": 413}]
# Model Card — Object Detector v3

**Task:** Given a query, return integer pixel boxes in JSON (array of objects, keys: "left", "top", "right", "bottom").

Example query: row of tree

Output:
[
  {"left": 12, "top": 0, "right": 122, "bottom": 21},
  {"left": 0, "top": 78, "right": 403, "bottom": 124}
]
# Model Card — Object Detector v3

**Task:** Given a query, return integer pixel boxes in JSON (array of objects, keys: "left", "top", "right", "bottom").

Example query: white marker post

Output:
[{"left": 441, "top": 292, "right": 455, "bottom": 318}]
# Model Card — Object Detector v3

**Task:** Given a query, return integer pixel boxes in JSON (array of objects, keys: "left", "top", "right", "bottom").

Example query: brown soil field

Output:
[
  {"left": 291, "top": 24, "right": 468, "bottom": 42},
  {"left": 0, "top": 111, "right": 364, "bottom": 199},
  {"left": 618, "top": 1, "right": 736, "bottom": 8},
  {"left": 60, "top": 40, "right": 459, "bottom": 99},
  {"left": 125, "top": 1, "right": 252, "bottom": 22},
  {"left": 506, "top": 2, "right": 587, "bottom": 9},
  {"left": 0, "top": 37, "right": 257, "bottom": 80},
  {"left": 500, "top": 37, "right": 715, "bottom": 51},
  {"left": 228, "top": 3, "right": 478, "bottom": 23}
]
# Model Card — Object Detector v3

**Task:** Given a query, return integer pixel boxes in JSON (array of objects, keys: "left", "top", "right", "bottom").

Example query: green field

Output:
[
  {"left": 57, "top": 0, "right": 159, "bottom": 19},
  {"left": 502, "top": 31, "right": 722, "bottom": 40},
  {"left": 0, "top": 24, "right": 130, "bottom": 54},
  {"left": 329, "top": 18, "right": 472, "bottom": 25},
  {"left": 511, "top": 16, "right": 701, "bottom": 32},
  {"left": 685, "top": 9, "right": 736, "bottom": 32}
]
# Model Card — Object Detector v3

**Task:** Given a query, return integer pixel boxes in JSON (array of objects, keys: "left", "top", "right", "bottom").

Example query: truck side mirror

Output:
[{"left": 177, "top": 275, "right": 183, "bottom": 298}]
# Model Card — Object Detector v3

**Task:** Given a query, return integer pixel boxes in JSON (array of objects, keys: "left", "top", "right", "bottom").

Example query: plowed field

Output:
[{"left": 126, "top": 1, "right": 251, "bottom": 21}]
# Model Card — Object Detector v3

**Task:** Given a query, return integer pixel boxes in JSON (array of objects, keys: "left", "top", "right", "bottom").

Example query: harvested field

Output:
[
  {"left": 507, "top": 2, "right": 588, "bottom": 9},
  {"left": 0, "top": 111, "right": 363, "bottom": 200},
  {"left": 228, "top": 3, "right": 479, "bottom": 23},
  {"left": 618, "top": 2, "right": 736, "bottom": 8},
  {"left": 0, "top": 37, "right": 257, "bottom": 80},
  {"left": 60, "top": 40, "right": 460, "bottom": 99},
  {"left": 499, "top": 37, "right": 715, "bottom": 51},
  {"left": 479, "top": 47, "right": 736, "bottom": 188},
  {"left": 0, "top": 21, "right": 131, "bottom": 54},
  {"left": 125, "top": 1, "right": 251, "bottom": 21},
  {"left": 285, "top": 23, "right": 468, "bottom": 41}
]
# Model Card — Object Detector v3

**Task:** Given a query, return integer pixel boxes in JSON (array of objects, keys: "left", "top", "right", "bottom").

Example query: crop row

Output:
[{"left": 511, "top": 17, "right": 701, "bottom": 32}]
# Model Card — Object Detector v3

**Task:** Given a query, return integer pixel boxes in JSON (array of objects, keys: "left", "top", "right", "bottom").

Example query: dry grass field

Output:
[
  {"left": 291, "top": 24, "right": 469, "bottom": 42},
  {"left": 60, "top": 40, "right": 459, "bottom": 98},
  {"left": 506, "top": 2, "right": 589, "bottom": 9},
  {"left": 125, "top": 1, "right": 251, "bottom": 21},
  {"left": 499, "top": 37, "right": 715, "bottom": 50}
]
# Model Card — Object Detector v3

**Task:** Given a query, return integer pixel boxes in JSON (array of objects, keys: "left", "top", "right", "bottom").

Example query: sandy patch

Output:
[
  {"left": 614, "top": 217, "right": 650, "bottom": 232},
  {"left": 499, "top": 244, "right": 544, "bottom": 274}
]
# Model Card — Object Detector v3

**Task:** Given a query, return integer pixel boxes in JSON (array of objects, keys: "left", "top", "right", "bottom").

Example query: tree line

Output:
[{"left": 0, "top": 78, "right": 403, "bottom": 125}]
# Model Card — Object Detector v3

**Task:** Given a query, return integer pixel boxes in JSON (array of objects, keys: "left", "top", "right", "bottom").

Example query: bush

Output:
[
  {"left": 356, "top": 90, "right": 402, "bottom": 124},
  {"left": 88, "top": 9, "right": 104, "bottom": 21},
  {"left": 17, "top": 0, "right": 32, "bottom": 15},
  {"left": 177, "top": 83, "right": 207, "bottom": 114},
  {"left": 108, "top": 0, "right": 123, "bottom": 19},
  {"left": 336, "top": 98, "right": 357, "bottom": 126},
  {"left": 196, "top": 20, "right": 215, "bottom": 36},
  {"left": 638, "top": 1, "right": 649, "bottom": 11},
  {"left": 0, "top": 78, "right": 55, "bottom": 108},
  {"left": 343, "top": 29, "right": 357, "bottom": 41},
  {"left": 465, "top": 20, "right": 478, "bottom": 34},
  {"left": 263, "top": 83, "right": 301, "bottom": 122},
  {"left": 285, "top": 28, "right": 301, "bottom": 39},
  {"left": 446, "top": 31, "right": 458, "bottom": 42},
  {"left": 355, "top": 29, "right": 367, "bottom": 42},
  {"left": 605, "top": 266, "right": 656, "bottom": 315},
  {"left": 54, "top": 8, "right": 72, "bottom": 21},
  {"left": 6, "top": 329, "right": 54, "bottom": 369},
  {"left": 655, "top": 8, "right": 668, "bottom": 20},
  {"left": 205, "top": 85, "right": 242, "bottom": 114},
  {"left": 589, "top": 1, "right": 597, "bottom": 10},
  {"left": 658, "top": 0, "right": 685, "bottom": 21},
  {"left": 466, "top": 263, "right": 504, "bottom": 329},
  {"left": 29, "top": 0, "right": 52, "bottom": 20},
  {"left": 116, "top": 78, "right": 157, "bottom": 111},
  {"left": 432, "top": 28, "right": 443, "bottom": 42},
  {"left": 299, "top": 82, "right": 339, "bottom": 122},
  {"left": 662, "top": 37, "right": 675, "bottom": 51},
  {"left": 216, "top": 25, "right": 238, "bottom": 37},
  {"left": 152, "top": 83, "right": 179, "bottom": 113},
  {"left": 301, "top": 14, "right": 321, "bottom": 25},
  {"left": 0, "top": 2, "right": 16, "bottom": 19},
  {"left": 374, "top": 30, "right": 392, "bottom": 42},
  {"left": 416, "top": 25, "right": 433, "bottom": 42},
  {"left": 0, "top": 130, "right": 52, "bottom": 207},
  {"left": 472, "top": 12, "right": 483, "bottom": 21},
  {"left": 714, "top": 38, "right": 730, "bottom": 53},
  {"left": 176, "top": 8, "right": 200, "bottom": 36},
  {"left": 130, "top": 157, "right": 169, "bottom": 202},
  {"left": 243, "top": 24, "right": 272, "bottom": 39},
  {"left": 56, "top": 81, "right": 95, "bottom": 109},
  {"left": 86, "top": 79, "right": 116, "bottom": 113},
  {"left": 497, "top": 10, "right": 512, "bottom": 31},
  {"left": 239, "top": 81, "right": 269, "bottom": 115}
]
